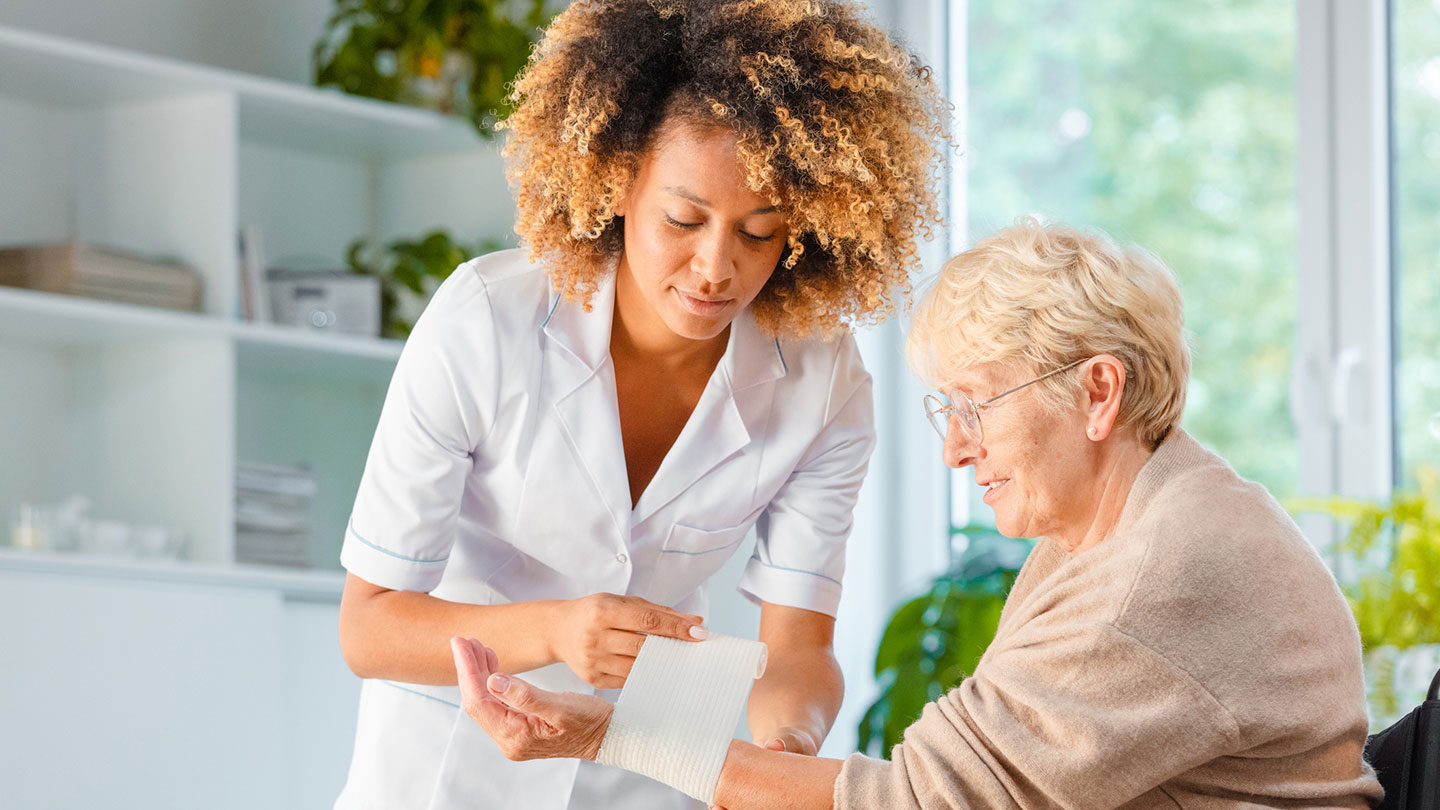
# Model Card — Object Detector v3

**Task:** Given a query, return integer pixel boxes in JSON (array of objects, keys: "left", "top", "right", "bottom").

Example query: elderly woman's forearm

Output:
[{"left": 713, "top": 739, "right": 843, "bottom": 810}]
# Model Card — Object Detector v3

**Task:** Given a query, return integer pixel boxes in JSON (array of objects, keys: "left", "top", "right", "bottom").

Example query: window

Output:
[
  {"left": 953, "top": 0, "right": 1298, "bottom": 527},
  {"left": 1393, "top": 0, "right": 1440, "bottom": 487}
]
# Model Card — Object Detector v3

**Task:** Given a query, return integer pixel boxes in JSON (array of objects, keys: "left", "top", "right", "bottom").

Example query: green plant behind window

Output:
[
  {"left": 858, "top": 529, "right": 1033, "bottom": 758},
  {"left": 313, "top": 0, "right": 551, "bottom": 136},
  {"left": 1291, "top": 467, "right": 1440, "bottom": 652}
]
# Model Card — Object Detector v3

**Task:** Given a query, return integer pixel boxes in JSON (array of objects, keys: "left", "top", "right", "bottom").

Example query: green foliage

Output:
[
  {"left": 966, "top": 0, "right": 1299, "bottom": 499},
  {"left": 312, "top": 0, "right": 551, "bottom": 136},
  {"left": 346, "top": 230, "right": 505, "bottom": 338},
  {"left": 857, "top": 530, "right": 1033, "bottom": 758},
  {"left": 1290, "top": 468, "right": 1440, "bottom": 651}
]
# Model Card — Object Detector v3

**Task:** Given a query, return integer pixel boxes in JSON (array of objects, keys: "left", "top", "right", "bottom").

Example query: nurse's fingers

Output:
[
  {"left": 610, "top": 629, "right": 648, "bottom": 658},
  {"left": 595, "top": 653, "right": 638, "bottom": 681},
  {"left": 589, "top": 671, "right": 628, "bottom": 690},
  {"left": 611, "top": 597, "right": 707, "bottom": 641}
]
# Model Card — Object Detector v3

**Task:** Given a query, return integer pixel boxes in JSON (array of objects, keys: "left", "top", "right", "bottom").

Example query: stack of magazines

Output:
[
  {"left": 0, "top": 242, "right": 203, "bottom": 311},
  {"left": 235, "top": 461, "right": 317, "bottom": 567}
]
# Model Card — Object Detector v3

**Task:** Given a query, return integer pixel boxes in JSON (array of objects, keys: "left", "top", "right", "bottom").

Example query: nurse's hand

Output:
[
  {"left": 551, "top": 593, "right": 707, "bottom": 689},
  {"left": 452, "top": 636, "right": 613, "bottom": 762}
]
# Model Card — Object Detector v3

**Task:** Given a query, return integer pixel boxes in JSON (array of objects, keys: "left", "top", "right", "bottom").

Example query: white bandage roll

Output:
[{"left": 595, "top": 633, "right": 768, "bottom": 804}]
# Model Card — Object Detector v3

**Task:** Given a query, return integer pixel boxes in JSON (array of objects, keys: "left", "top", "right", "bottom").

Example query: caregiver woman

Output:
[{"left": 333, "top": 1, "right": 947, "bottom": 808}]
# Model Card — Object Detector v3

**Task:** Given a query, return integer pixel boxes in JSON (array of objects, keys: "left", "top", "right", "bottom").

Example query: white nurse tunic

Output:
[{"left": 333, "top": 249, "right": 875, "bottom": 810}]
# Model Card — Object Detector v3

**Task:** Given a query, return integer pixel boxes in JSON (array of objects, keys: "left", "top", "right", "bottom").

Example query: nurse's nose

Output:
[
  {"left": 943, "top": 417, "right": 983, "bottom": 469},
  {"left": 691, "top": 231, "right": 736, "bottom": 289}
]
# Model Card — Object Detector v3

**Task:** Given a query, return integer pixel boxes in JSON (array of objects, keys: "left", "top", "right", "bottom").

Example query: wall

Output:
[{"left": 0, "top": 0, "right": 331, "bottom": 85}]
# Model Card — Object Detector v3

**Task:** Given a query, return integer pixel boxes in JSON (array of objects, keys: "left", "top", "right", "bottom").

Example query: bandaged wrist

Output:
[{"left": 595, "top": 633, "right": 768, "bottom": 804}]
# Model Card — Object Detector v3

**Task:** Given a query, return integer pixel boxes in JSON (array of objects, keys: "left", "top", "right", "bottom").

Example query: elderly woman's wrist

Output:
[
  {"left": 579, "top": 701, "right": 614, "bottom": 760},
  {"left": 712, "top": 739, "right": 754, "bottom": 806}
]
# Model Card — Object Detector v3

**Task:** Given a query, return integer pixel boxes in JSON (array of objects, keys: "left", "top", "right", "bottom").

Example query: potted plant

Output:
[
  {"left": 312, "top": 0, "right": 551, "bottom": 136},
  {"left": 1291, "top": 467, "right": 1440, "bottom": 729},
  {"left": 858, "top": 527, "right": 1033, "bottom": 758},
  {"left": 345, "top": 230, "right": 505, "bottom": 338}
]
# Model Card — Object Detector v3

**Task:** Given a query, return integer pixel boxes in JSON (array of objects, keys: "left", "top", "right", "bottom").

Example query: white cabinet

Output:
[{"left": 0, "top": 558, "right": 360, "bottom": 809}]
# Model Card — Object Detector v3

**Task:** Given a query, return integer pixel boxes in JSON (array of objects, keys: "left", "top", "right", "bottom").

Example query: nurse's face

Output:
[{"left": 614, "top": 122, "right": 790, "bottom": 341}]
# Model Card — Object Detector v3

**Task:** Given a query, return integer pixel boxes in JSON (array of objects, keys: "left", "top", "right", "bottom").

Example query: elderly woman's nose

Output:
[{"left": 943, "top": 421, "right": 981, "bottom": 468}]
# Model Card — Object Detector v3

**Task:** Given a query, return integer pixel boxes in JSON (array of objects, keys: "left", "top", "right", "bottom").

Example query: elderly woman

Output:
[{"left": 449, "top": 220, "right": 1384, "bottom": 809}]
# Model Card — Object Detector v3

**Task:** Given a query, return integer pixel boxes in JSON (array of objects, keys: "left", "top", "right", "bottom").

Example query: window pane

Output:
[
  {"left": 962, "top": 0, "right": 1298, "bottom": 508},
  {"left": 1393, "top": 0, "right": 1440, "bottom": 486}
]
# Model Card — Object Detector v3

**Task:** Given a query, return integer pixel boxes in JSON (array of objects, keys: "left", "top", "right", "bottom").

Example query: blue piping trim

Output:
[
  {"left": 380, "top": 680, "right": 460, "bottom": 708},
  {"left": 540, "top": 293, "right": 562, "bottom": 329},
  {"left": 347, "top": 519, "right": 449, "bottom": 564},
  {"left": 748, "top": 555, "right": 841, "bottom": 586},
  {"left": 774, "top": 339, "right": 788, "bottom": 374}
]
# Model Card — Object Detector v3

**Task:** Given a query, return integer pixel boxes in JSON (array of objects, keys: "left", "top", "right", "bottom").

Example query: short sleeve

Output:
[
  {"left": 340, "top": 263, "right": 498, "bottom": 592},
  {"left": 738, "top": 334, "right": 875, "bottom": 617}
]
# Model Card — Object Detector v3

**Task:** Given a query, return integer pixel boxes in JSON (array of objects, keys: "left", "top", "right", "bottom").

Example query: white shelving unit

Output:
[
  {"left": 0, "top": 22, "right": 522, "bottom": 807},
  {"left": 0, "top": 23, "right": 514, "bottom": 578}
]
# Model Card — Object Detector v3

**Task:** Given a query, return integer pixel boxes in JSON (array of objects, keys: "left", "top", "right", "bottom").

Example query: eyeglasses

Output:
[{"left": 923, "top": 358, "right": 1089, "bottom": 444}]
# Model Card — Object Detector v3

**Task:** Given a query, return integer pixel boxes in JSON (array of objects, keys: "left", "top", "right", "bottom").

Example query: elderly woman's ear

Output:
[{"left": 1080, "top": 354, "right": 1127, "bottom": 441}]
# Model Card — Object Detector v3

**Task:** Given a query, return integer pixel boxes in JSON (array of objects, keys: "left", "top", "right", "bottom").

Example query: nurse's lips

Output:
[{"left": 675, "top": 289, "right": 731, "bottom": 317}]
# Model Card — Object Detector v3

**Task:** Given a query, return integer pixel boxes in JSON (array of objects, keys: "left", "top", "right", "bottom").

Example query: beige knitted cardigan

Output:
[{"left": 836, "top": 430, "right": 1383, "bottom": 809}]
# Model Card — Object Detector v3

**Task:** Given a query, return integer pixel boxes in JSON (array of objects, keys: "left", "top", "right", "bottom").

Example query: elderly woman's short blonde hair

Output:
[{"left": 908, "top": 217, "right": 1190, "bottom": 448}]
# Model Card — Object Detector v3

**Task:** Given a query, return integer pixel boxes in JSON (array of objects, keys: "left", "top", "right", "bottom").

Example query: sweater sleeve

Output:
[{"left": 835, "top": 623, "right": 1242, "bottom": 810}]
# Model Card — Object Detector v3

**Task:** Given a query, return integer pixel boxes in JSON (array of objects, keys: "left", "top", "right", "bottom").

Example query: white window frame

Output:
[{"left": 1294, "top": 0, "right": 1395, "bottom": 546}]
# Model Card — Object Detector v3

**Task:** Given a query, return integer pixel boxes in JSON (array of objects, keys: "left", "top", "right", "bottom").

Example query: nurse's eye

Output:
[
  {"left": 740, "top": 230, "right": 777, "bottom": 244},
  {"left": 664, "top": 214, "right": 701, "bottom": 229}
]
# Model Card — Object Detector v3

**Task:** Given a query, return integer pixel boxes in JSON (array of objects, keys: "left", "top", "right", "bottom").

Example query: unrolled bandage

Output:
[{"left": 595, "top": 633, "right": 768, "bottom": 804}]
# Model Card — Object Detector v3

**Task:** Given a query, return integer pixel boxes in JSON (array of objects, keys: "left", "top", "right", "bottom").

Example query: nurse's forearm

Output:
[
  {"left": 340, "top": 574, "right": 562, "bottom": 684},
  {"left": 713, "top": 740, "right": 843, "bottom": 810},
  {"left": 747, "top": 645, "right": 844, "bottom": 752}
]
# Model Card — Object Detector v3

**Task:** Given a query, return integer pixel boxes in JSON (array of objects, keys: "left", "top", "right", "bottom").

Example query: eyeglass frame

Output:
[{"left": 923, "top": 357, "right": 1090, "bottom": 444}]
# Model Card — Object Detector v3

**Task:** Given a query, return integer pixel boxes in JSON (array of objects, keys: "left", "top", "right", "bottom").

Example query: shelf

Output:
[
  {"left": 0, "top": 285, "right": 226, "bottom": 345},
  {"left": 0, "top": 285, "right": 403, "bottom": 377},
  {"left": 0, "top": 547, "right": 345, "bottom": 602},
  {"left": 233, "top": 320, "right": 403, "bottom": 379},
  {"left": 0, "top": 24, "right": 483, "bottom": 158}
]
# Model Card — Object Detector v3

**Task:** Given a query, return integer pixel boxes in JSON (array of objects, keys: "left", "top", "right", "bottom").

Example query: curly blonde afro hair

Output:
[{"left": 500, "top": 0, "right": 950, "bottom": 338}]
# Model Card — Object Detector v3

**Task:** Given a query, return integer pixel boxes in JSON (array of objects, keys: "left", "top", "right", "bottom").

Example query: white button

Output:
[{"left": 615, "top": 553, "right": 628, "bottom": 564}]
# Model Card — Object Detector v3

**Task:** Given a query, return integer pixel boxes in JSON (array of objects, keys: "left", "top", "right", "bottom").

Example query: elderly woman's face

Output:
[
  {"left": 615, "top": 122, "right": 790, "bottom": 341},
  {"left": 941, "top": 363, "right": 1094, "bottom": 540}
]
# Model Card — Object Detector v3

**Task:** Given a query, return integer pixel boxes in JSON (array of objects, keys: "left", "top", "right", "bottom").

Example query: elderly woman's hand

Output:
[{"left": 451, "top": 636, "right": 613, "bottom": 761}]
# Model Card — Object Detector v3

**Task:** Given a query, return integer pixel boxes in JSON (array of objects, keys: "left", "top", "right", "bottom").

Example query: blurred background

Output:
[{"left": 0, "top": 0, "right": 1435, "bottom": 807}]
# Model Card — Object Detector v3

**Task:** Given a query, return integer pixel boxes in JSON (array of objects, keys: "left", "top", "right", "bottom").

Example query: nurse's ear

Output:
[{"left": 614, "top": 181, "right": 634, "bottom": 218}]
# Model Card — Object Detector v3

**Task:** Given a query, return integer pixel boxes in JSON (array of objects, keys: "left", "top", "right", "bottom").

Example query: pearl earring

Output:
[{"left": 1087, "top": 427, "right": 1098, "bottom": 437}]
